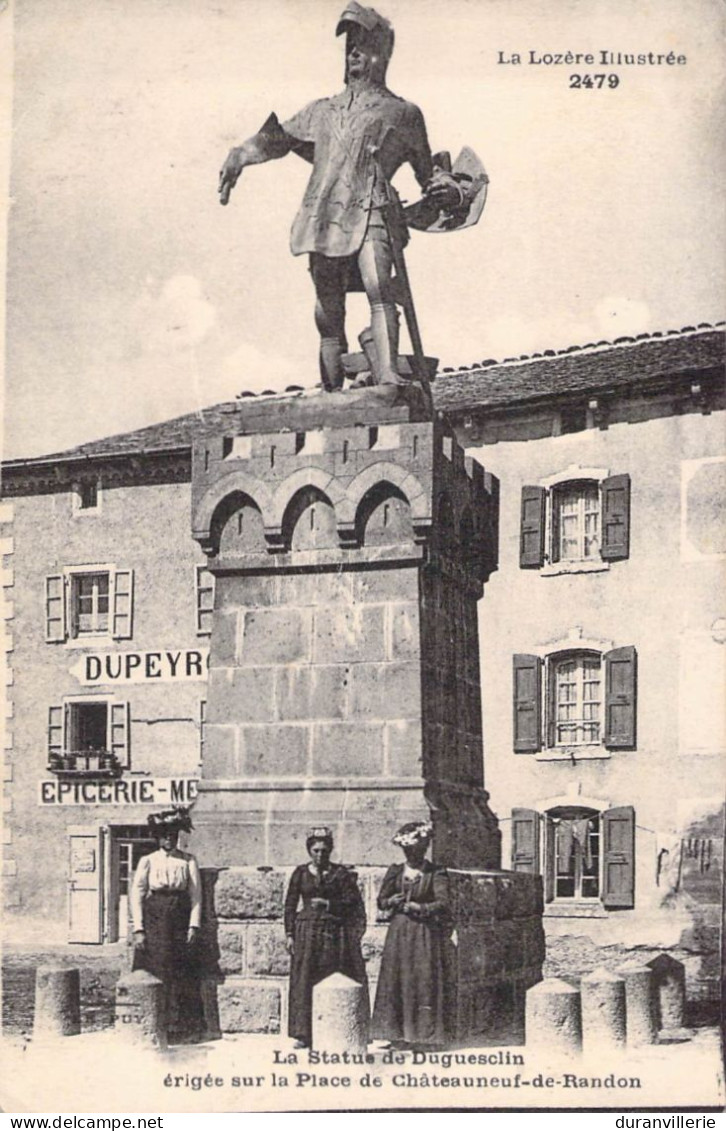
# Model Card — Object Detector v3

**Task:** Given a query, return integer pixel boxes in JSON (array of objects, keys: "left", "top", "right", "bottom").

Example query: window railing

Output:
[{"left": 47, "top": 749, "right": 123, "bottom": 777}]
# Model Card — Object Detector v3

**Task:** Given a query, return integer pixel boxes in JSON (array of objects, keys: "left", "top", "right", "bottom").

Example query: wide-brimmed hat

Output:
[
  {"left": 392, "top": 820, "right": 433, "bottom": 848},
  {"left": 147, "top": 806, "right": 193, "bottom": 835}
]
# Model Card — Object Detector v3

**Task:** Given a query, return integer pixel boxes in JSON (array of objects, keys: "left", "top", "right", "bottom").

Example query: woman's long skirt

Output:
[
  {"left": 371, "top": 915, "right": 447, "bottom": 1046},
  {"left": 288, "top": 917, "right": 368, "bottom": 1047},
  {"left": 132, "top": 889, "right": 203, "bottom": 1041}
]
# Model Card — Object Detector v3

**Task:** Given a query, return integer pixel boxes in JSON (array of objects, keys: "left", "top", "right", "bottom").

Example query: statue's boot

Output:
[
  {"left": 319, "top": 336, "right": 345, "bottom": 391},
  {"left": 370, "top": 302, "right": 408, "bottom": 386}
]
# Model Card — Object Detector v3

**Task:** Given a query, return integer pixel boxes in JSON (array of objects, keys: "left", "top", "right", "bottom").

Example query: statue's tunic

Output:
[{"left": 280, "top": 85, "right": 434, "bottom": 258}]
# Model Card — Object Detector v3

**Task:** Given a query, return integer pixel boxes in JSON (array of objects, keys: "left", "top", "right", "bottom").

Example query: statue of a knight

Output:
[{"left": 218, "top": 2, "right": 487, "bottom": 391}]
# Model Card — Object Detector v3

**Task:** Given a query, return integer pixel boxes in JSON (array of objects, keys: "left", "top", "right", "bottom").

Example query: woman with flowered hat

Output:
[
  {"left": 130, "top": 806, "right": 203, "bottom": 1042},
  {"left": 284, "top": 826, "right": 368, "bottom": 1048},
  {"left": 371, "top": 820, "right": 450, "bottom": 1048}
]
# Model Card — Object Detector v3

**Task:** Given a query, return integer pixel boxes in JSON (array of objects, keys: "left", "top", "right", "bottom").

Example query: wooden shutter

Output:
[
  {"left": 196, "top": 565, "right": 215, "bottom": 635},
  {"left": 511, "top": 809, "right": 541, "bottom": 873},
  {"left": 543, "top": 815, "right": 556, "bottom": 902},
  {"left": 520, "top": 486, "right": 546, "bottom": 568},
  {"left": 112, "top": 569, "right": 134, "bottom": 639},
  {"left": 546, "top": 658, "right": 557, "bottom": 748},
  {"left": 110, "top": 702, "right": 130, "bottom": 767},
  {"left": 45, "top": 575, "right": 67, "bottom": 642},
  {"left": 601, "top": 806, "right": 635, "bottom": 909},
  {"left": 601, "top": 474, "right": 631, "bottom": 561},
  {"left": 48, "top": 704, "right": 65, "bottom": 762},
  {"left": 604, "top": 646, "right": 637, "bottom": 748},
  {"left": 513, "top": 654, "right": 542, "bottom": 752}
]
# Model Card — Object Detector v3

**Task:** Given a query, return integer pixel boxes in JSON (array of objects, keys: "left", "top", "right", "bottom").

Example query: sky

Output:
[{"left": 2, "top": 0, "right": 724, "bottom": 459}]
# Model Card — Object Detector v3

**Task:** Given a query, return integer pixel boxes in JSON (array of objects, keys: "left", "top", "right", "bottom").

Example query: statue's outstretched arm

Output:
[{"left": 218, "top": 113, "right": 295, "bottom": 205}]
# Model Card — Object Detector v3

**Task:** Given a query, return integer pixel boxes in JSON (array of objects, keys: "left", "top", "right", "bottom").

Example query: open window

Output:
[
  {"left": 48, "top": 698, "right": 130, "bottom": 774},
  {"left": 511, "top": 804, "right": 635, "bottom": 909},
  {"left": 45, "top": 567, "right": 134, "bottom": 643},
  {"left": 513, "top": 646, "right": 637, "bottom": 754},
  {"left": 73, "top": 478, "right": 102, "bottom": 514},
  {"left": 520, "top": 474, "right": 630, "bottom": 569}
]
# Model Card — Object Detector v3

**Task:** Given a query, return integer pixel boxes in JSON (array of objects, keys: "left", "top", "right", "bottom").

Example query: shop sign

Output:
[
  {"left": 38, "top": 777, "right": 199, "bottom": 806},
  {"left": 70, "top": 648, "right": 209, "bottom": 685}
]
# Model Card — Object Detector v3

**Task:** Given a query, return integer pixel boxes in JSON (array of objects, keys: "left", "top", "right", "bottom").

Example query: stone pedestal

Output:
[
  {"left": 190, "top": 389, "right": 500, "bottom": 870},
  {"left": 187, "top": 388, "right": 542, "bottom": 1037}
]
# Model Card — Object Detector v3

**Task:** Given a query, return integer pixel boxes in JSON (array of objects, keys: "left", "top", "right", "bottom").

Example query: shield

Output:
[{"left": 404, "top": 146, "right": 489, "bottom": 234}]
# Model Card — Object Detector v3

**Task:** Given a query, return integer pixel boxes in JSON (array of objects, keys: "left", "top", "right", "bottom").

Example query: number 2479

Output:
[{"left": 570, "top": 73, "right": 620, "bottom": 89}]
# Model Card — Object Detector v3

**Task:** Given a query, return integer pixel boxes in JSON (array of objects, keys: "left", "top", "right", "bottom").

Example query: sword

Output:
[{"left": 373, "top": 156, "right": 430, "bottom": 387}]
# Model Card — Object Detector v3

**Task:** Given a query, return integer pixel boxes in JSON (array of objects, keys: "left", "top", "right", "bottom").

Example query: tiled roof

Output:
[
  {"left": 434, "top": 323, "right": 725, "bottom": 416},
  {"left": 5, "top": 323, "right": 724, "bottom": 467}
]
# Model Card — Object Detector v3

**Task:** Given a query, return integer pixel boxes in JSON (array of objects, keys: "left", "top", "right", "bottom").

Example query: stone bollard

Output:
[
  {"left": 619, "top": 964, "right": 658, "bottom": 1046},
  {"left": 581, "top": 967, "right": 626, "bottom": 1052},
  {"left": 525, "top": 978, "right": 582, "bottom": 1055},
  {"left": 34, "top": 966, "right": 81, "bottom": 1040},
  {"left": 646, "top": 953, "right": 686, "bottom": 1030},
  {"left": 312, "top": 973, "right": 369, "bottom": 1054},
  {"left": 115, "top": 970, "right": 167, "bottom": 1049}
]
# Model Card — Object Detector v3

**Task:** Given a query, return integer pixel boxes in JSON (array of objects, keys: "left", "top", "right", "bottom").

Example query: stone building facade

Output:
[
  {"left": 1, "top": 450, "right": 206, "bottom": 944},
  {"left": 439, "top": 324, "right": 725, "bottom": 1003}
]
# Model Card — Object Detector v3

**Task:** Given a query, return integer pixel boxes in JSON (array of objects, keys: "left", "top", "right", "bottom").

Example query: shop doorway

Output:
[{"left": 106, "top": 825, "right": 155, "bottom": 942}]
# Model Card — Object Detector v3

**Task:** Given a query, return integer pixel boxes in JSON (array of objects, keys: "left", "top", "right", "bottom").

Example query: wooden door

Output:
[{"left": 67, "top": 826, "right": 104, "bottom": 943}]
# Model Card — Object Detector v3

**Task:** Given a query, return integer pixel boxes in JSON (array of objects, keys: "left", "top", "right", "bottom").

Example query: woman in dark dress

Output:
[
  {"left": 371, "top": 820, "right": 450, "bottom": 1049},
  {"left": 130, "top": 806, "right": 204, "bottom": 1042},
  {"left": 284, "top": 826, "right": 368, "bottom": 1048}
]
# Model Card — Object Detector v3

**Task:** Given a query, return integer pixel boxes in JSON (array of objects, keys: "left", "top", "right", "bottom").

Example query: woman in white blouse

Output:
[{"left": 130, "top": 806, "right": 203, "bottom": 1042}]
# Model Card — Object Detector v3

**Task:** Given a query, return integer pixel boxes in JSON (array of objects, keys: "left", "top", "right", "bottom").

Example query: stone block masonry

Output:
[
  {"left": 190, "top": 407, "right": 501, "bottom": 871},
  {"left": 199, "top": 865, "right": 543, "bottom": 1040}
]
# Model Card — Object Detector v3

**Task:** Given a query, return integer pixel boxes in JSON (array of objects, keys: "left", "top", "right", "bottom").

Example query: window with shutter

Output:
[
  {"left": 45, "top": 575, "right": 67, "bottom": 643},
  {"left": 522, "top": 471, "right": 631, "bottom": 571},
  {"left": 47, "top": 698, "right": 130, "bottom": 775},
  {"left": 540, "top": 804, "right": 632, "bottom": 908},
  {"left": 110, "top": 702, "right": 131, "bottom": 768},
  {"left": 601, "top": 806, "right": 635, "bottom": 909},
  {"left": 520, "top": 486, "right": 546, "bottom": 568},
  {"left": 111, "top": 569, "right": 134, "bottom": 639},
  {"left": 195, "top": 566, "right": 215, "bottom": 635},
  {"left": 510, "top": 808, "right": 541, "bottom": 873},
  {"left": 73, "top": 572, "right": 110, "bottom": 635},
  {"left": 550, "top": 652, "right": 602, "bottom": 745},
  {"left": 513, "top": 654, "right": 543, "bottom": 752},
  {"left": 604, "top": 646, "right": 637, "bottom": 748},
  {"left": 48, "top": 705, "right": 65, "bottom": 765},
  {"left": 551, "top": 810, "right": 600, "bottom": 898},
  {"left": 49, "top": 566, "right": 134, "bottom": 642},
  {"left": 552, "top": 481, "right": 600, "bottom": 562},
  {"left": 600, "top": 474, "right": 631, "bottom": 561}
]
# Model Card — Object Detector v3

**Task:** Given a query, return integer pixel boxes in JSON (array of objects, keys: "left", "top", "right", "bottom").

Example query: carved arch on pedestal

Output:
[
  {"left": 192, "top": 471, "right": 272, "bottom": 555},
  {"left": 338, "top": 462, "right": 431, "bottom": 546},
  {"left": 266, "top": 466, "right": 348, "bottom": 552}
]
